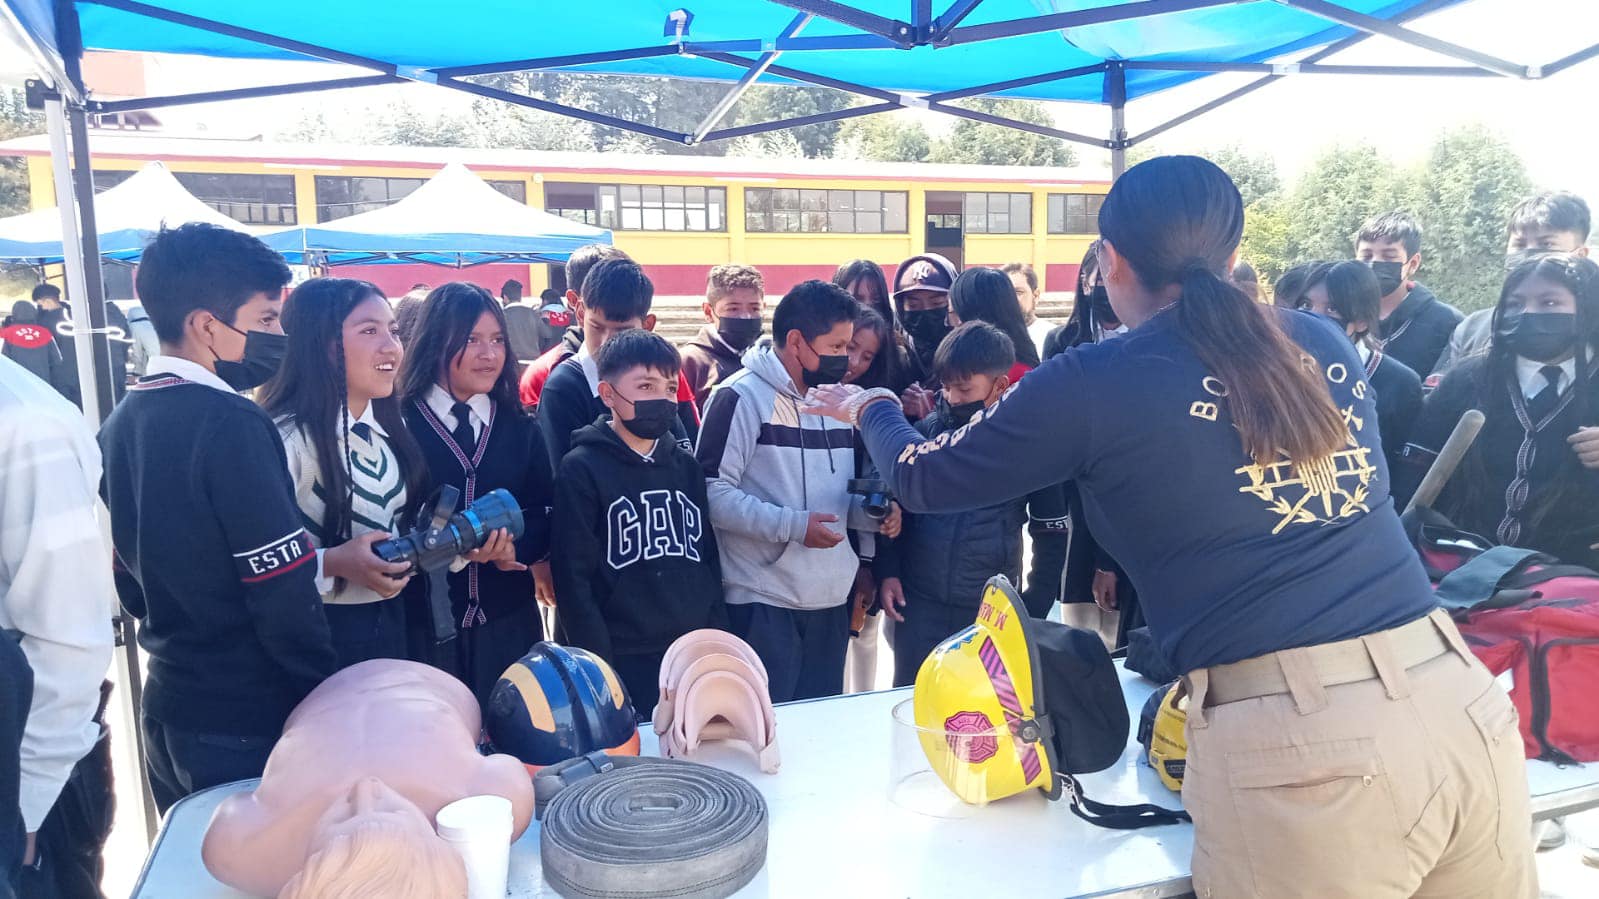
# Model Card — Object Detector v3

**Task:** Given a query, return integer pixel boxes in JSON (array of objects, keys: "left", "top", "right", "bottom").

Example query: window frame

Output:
[
  {"left": 543, "top": 181, "right": 727, "bottom": 232},
  {"left": 744, "top": 187, "right": 910, "bottom": 234},
  {"left": 1047, "top": 192, "right": 1107, "bottom": 235}
]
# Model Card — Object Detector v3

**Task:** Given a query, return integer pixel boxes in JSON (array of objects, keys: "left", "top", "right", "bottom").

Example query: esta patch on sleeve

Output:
[{"left": 234, "top": 530, "right": 315, "bottom": 583}]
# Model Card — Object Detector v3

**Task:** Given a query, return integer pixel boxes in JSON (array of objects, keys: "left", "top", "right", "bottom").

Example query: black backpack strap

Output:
[{"left": 1059, "top": 773, "right": 1191, "bottom": 830}]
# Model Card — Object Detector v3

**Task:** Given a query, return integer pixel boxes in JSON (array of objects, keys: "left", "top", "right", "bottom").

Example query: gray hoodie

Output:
[{"left": 695, "top": 345, "right": 874, "bottom": 610}]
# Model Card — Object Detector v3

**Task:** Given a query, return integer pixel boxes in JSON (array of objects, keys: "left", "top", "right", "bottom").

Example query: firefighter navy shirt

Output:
[{"left": 859, "top": 305, "right": 1438, "bottom": 674}]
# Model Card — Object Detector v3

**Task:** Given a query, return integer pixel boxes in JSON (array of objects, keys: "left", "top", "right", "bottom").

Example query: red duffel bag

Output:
[{"left": 1435, "top": 545, "right": 1599, "bottom": 763}]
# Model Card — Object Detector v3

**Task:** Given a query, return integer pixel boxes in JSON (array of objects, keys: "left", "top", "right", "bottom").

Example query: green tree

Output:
[
  {"left": 728, "top": 85, "right": 854, "bottom": 159},
  {"left": 1401, "top": 125, "right": 1531, "bottom": 312},
  {"left": 1239, "top": 198, "right": 1295, "bottom": 291},
  {"left": 0, "top": 87, "right": 44, "bottom": 217},
  {"left": 834, "top": 113, "right": 931, "bottom": 162},
  {"left": 1206, "top": 146, "right": 1282, "bottom": 208},
  {"left": 1282, "top": 143, "right": 1407, "bottom": 264},
  {"left": 928, "top": 98, "right": 1077, "bottom": 167}
]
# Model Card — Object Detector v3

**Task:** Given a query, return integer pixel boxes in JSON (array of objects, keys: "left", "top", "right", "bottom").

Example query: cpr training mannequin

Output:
[{"left": 201, "top": 659, "right": 534, "bottom": 897}]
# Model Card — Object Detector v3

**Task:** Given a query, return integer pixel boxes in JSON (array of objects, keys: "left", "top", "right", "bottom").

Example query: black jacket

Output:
[
  {"left": 1380, "top": 284, "right": 1462, "bottom": 380},
  {"left": 681, "top": 325, "right": 745, "bottom": 412},
  {"left": 538, "top": 356, "right": 694, "bottom": 469},
  {"left": 1397, "top": 355, "right": 1599, "bottom": 568},
  {"left": 874, "top": 406, "right": 1067, "bottom": 618},
  {"left": 99, "top": 374, "right": 337, "bottom": 735},
  {"left": 404, "top": 397, "right": 553, "bottom": 624},
  {"left": 553, "top": 420, "right": 726, "bottom": 659},
  {"left": 1365, "top": 348, "right": 1423, "bottom": 474}
]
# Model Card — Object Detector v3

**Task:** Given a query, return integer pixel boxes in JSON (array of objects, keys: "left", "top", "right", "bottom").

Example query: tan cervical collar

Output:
[{"left": 653, "top": 630, "right": 780, "bottom": 773}]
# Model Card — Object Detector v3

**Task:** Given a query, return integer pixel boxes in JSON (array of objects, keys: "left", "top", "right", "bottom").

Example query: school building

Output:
[{"left": 0, "top": 133, "right": 1108, "bottom": 339}]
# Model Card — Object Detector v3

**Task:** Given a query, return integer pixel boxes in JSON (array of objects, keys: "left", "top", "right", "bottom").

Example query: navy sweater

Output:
[
  {"left": 860, "top": 306, "right": 1437, "bottom": 674},
  {"left": 99, "top": 374, "right": 337, "bottom": 735},
  {"left": 404, "top": 396, "right": 553, "bottom": 625}
]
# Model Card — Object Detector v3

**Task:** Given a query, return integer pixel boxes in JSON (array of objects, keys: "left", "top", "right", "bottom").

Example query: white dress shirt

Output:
[
  {"left": 1515, "top": 356, "right": 1576, "bottom": 400},
  {"left": 145, "top": 353, "right": 235, "bottom": 395},
  {"left": 0, "top": 355, "right": 115, "bottom": 831},
  {"left": 425, "top": 384, "right": 492, "bottom": 443}
]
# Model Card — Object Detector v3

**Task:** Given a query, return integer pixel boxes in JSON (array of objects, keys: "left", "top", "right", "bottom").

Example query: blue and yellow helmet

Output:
[{"left": 485, "top": 642, "right": 640, "bottom": 773}]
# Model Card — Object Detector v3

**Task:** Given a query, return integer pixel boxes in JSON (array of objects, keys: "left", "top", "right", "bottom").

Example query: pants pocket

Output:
[
  {"left": 1464, "top": 682, "right": 1529, "bottom": 861},
  {"left": 1225, "top": 737, "right": 1407, "bottom": 898}
]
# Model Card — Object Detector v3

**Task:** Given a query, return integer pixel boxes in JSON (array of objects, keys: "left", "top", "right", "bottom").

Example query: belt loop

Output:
[
  {"left": 1182, "top": 669, "right": 1210, "bottom": 729},
  {"left": 1428, "top": 608, "right": 1473, "bottom": 663},
  {"left": 1361, "top": 631, "right": 1411, "bottom": 701},
  {"left": 1275, "top": 648, "right": 1328, "bottom": 716}
]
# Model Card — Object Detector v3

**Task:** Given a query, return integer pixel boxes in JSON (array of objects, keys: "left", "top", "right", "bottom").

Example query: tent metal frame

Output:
[{"left": 6, "top": 0, "right": 1597, "bottom": 847}]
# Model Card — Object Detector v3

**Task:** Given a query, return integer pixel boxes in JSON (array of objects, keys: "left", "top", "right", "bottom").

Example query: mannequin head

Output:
[{"left": 279, "top": 779, "right": 466, "bottom": 898}]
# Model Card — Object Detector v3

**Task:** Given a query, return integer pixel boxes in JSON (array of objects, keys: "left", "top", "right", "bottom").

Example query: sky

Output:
[{"left": 2, "top": 0, "right": 1597, "bottom": 198}]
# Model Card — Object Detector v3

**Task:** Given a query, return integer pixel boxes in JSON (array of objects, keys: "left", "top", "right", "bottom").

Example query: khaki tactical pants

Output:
[{"left": 1182, "top": 610, "right": 1537, "bottom": 899}]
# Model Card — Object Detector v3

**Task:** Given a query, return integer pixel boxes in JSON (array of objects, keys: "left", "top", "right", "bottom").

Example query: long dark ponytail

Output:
[
  {"left": 259, "top": 278, "right": 428, "bottom": 550},
  {"left": 1098, "top": 155, "right": 1347, "bottom": 465}
]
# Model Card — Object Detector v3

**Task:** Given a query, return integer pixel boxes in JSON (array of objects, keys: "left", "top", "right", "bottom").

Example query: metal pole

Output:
[
  {"left": 44, "top": 95, "right": 101, "bottom": 426},
  {"left": 64, "top": 102, "right": 118, "bottom": 420},
  {"left": 690, "top": 13, "right": 811, "bottom": 144},
  {"left": 1106, "top": 62, "right": 1128, "bottom": 180}
]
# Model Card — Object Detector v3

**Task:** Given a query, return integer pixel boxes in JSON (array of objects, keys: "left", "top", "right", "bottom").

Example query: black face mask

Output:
[
  {"left": 1088, "top": 284, "right": 1116, "bottom": 325},
  {"left": 940, "top": 395, "right": 986, "bottom": 429},
  {"left": 1365, "top": 260, "right": 1406, "bottom": 297},
  {"left": 614, "top": 395, "right": 678, "bottom": 441},
  {"left": 213, "top": 324, "right": 287, "bottom": 391},
  {"left": 802, "top": 344, "right": 850, "bottom": 388},
  {"left": 716, "top": 316, "right": 763, "bottom": 352},
  {"left": 903, "top": 308, "right": 951, "bottom": 367},
  {"left": 1503, "top": 311, "right": 1578, "bottom": 364}
]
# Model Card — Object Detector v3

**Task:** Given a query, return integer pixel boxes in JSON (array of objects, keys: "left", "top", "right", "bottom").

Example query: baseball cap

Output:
[{"left": 893, "top": 253, "right": 958, "bottom": 300}]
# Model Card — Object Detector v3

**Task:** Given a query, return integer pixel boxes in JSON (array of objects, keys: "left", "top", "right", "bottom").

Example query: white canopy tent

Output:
[
  {"left": 0, "top": 160, "right": 249, "bottom": 264},
  {"left": 262, "top": 161, "right": 612, "bottom": 267}
]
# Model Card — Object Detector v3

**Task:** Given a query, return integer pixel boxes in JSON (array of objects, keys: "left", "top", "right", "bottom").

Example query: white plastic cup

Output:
[{"left": 436, "top": 795, "right": 514, "bottom": 899}]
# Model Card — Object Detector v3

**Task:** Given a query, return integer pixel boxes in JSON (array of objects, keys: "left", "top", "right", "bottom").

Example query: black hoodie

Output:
[{"left": 552, "top": 417, "right": 727, "bottom": 660}]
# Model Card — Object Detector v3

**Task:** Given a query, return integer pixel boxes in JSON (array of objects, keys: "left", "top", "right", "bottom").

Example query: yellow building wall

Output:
[{"left": 19, "top": 156, "right": 1107, "bottom": 294}]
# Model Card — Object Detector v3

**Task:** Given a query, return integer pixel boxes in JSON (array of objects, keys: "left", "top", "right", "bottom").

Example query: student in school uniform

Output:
[
  {"left": 258, "top": 278, "right": 429, "bottom": 668},
  {"left": 397, "top": 283, "right": 555, "bottom": 701},
  {"left": 1296, "top": 261, "right": 1423, "bottom": 474},
  {"left": 1398, "top": 253, "right": 1599, "bottom": 570}
]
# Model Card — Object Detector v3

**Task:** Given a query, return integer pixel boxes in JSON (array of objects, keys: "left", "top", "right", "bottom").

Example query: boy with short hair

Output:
[
  {"left": 519, "top": 243, "right": 628, "bottom": 409},
  {"left": 696, "top": 280, "right": 881, "bottom": 702},
  {"left": 1434, "top": 191, "right": 1592, "bottom": 376},
  {"left": 97, "top": 223, "right": 337, "bottom": 812},
  {"left": 681, "top": 264, "right": 765, "bottom": 410},
  {"left": 874, "top": 322, "right": 1066, "bottom": 686},
  {"left": 552, "top": 329, "right": 726, "bottom": 709},
  {"left": 539, "top": 258, "right": 696, "bottom": 468},
  {"left": 1353, "top": 211, "right": 1463, "bottom": 377}
]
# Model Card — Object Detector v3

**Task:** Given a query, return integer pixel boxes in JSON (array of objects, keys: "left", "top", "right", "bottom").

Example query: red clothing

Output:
[
  {"left": 519, "top": 342, "right": 570, "bottom": 409},
  {"left": 1008, "top": 362, "right": 1032, "bottom": 385},
  {"left": 518, "top": 339, "right": 700, "bottom": 427}
]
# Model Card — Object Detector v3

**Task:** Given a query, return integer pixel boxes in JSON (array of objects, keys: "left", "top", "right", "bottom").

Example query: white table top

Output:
[{"left": 133, "top": 665, "right": 1599, "bottom": 899}]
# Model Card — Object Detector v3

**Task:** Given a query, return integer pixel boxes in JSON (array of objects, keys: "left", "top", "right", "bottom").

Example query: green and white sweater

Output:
[{"left": 277, "top": 407, "right": 408, "bottom": 606}]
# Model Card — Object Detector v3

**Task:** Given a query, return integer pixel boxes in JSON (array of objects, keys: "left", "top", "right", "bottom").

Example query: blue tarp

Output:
[{"left": 6, "top": 1, "right": 1468, "bottom": 108}]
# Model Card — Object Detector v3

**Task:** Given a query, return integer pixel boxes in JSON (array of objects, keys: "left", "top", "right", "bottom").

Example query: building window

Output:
[
  {"left": 488, "top": 180, "right": 527, "bottom": 204},
  {"left": 1048, "top": 193, "right": 1105, "bottom": 234},
  {"left": 543, "top": 182, "right": 726, "bottom": 232},
  {"left": 315, "top": 176, "right": 423, "bottom": 221},
  {"left": 173, "top": 173, "right": 298, "bottom": 225},
  {"left": 745, "top": 188, "right": 908, "bottom": 234},
  {"left": 962, "top": 192, "right": 1032, "bottom": 235},
  {"left": 91, "top": 170, "right": 134, "bottom": 192}
]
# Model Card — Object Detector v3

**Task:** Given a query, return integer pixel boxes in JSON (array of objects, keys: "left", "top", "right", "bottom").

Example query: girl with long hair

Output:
[
  {"left": 833, "top": 259, "right": 919, "bottom": 392},
  {"left": 397, "top": 282, "right": 554, "bottom": 701},
  {"left": 1400, "top": 253, "right": 1599, "bottom": 569},
  {"left": 809, "top": 156, "right": 1533, "bottom": 897},
  {"left": 948, "top": 266, "right": 1043, "bottom": 375},
  {"left": 259, "top": 278, "right": 428, "bottom": 667},
  {"left": 1042, "top": 242, "right": 1125, "bottom": 358}
]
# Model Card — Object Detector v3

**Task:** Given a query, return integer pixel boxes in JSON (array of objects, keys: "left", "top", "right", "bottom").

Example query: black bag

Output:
[
  {"left": 1032, "top": 619, "right": 1129, "bottom": 775},
  {"left": 1123, "top": 626, "right": 1179, "bottom": 684}
]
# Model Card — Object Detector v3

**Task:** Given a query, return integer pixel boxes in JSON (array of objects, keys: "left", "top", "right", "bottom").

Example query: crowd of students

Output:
[{"left": 6, "top": 178, "right": 1599, "bottom": 892}]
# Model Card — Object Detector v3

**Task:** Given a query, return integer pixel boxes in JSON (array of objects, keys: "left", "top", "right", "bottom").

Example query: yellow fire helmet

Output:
[
  {"left": 1137, "top": 681, "right": 1188, "bottom": 793},
  {"left": 912, "top": 577, "right": 1062, "bottom": 804}
]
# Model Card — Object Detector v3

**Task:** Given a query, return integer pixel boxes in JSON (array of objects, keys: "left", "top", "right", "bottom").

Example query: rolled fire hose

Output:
[{"left": 536, "top": 753, "right": 768, "bottom": 899}]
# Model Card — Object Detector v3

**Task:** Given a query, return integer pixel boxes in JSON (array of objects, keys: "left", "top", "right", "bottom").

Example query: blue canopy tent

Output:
[
  {"left": 3, "top": 0, "right": 1593, "bottom": 841},
  {"left": 260, "top": 161, "right": 613, "bottom": 268}
]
